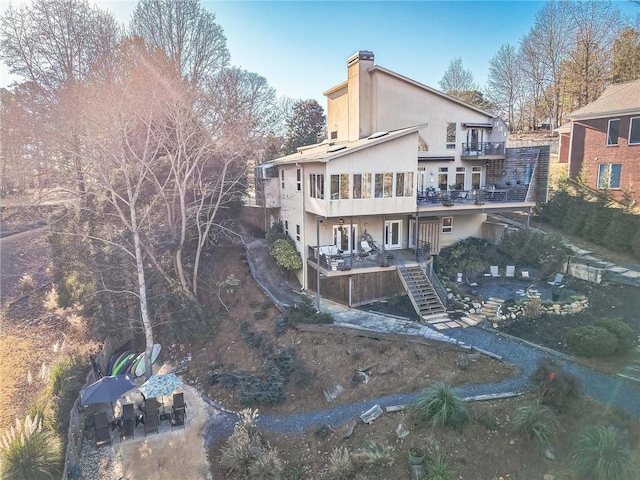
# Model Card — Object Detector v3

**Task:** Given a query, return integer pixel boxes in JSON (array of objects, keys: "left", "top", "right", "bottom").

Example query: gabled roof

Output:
[
  {"left": 323, "top": 64, "right": 496, "bottom": 119},
  {"left": 567, "top": 79, "right": 640, "bottom": 120},
  {"left": 269, "top": 125, "right": 423, "bottom": 166}
]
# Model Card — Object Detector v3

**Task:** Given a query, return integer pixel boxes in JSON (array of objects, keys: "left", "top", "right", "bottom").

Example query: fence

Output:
[{"left": 62, "top": 336, "right": 115, "bottom": 479}]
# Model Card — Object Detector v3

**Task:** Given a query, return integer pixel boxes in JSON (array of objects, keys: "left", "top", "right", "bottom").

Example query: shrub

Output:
[
  {"left": 248, "top": 447, "right": 283, "bottom": 480},
  {"left": 567, "top": 325, "right": 618, "bottom": 357},
  {"left": 253, "top": 309, "right": 268, "bottom": 321},
  {"left": 327, "top": 446, "right": 354, "bottom": 479},
  {"left": 530, "top": 358, "right": 581, "bottom": 411},
  {"left": 270, "top": 239, "right": 303, "bottom": 270},
  {"left": 0, "top": 415, "right": 62, "bottom": 480},
  {"left": 524, "top": 297, "right": 542, "bottom": 318},
  {"left": 571, "top": 425, "right": 633, "bottom": 480},
  {"left": 218, "top": 274, "right": 241, "bottom": 293},
  {"left": 357, "top": 441, "right": 394, "bottom": 469},
  {"left": 425, "top": 450, "right": 455, "bottom": 480},
  {"left": 414, "top": 382, "right": 469, "bottom": 429},
  {"left": 282, "top": 298, "right": 333, "bottom": 325},
  {"left": 18, "top": 273, "right": 36, "bottom": 293},
  {"left": 265, "top": 221, "right": 288, "bottom": 248},
  {"left": 512, "top": 400, "right": 560, "bottom": 449},
  {"left": 594, "top": 317, "right": 636, "bottom": 353}
]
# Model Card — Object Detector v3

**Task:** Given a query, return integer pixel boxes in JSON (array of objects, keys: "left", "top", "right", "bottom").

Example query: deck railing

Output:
[
  {"left": 307, "top": 245, "right": 393, "bottom": 271},
  {"left": 416, "top": 187, "right": 528, "bottom": 206},
  {"left": 462, "top": 142, "right": 505, "bottom": 156}
]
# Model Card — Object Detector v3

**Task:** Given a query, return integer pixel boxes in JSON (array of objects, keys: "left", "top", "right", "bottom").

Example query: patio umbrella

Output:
[
  {"left": 80, "top": 373, "right": 137, "bottom": 407},
  {"left": 138, "top": 373, "right": 182, "bottom": 399}
]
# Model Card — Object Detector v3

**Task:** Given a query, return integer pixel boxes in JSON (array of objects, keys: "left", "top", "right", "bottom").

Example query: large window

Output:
[
  {"left": 404, "top": 172, "right": 414, "bottom": 196},
  {"left": 597, "top": 163, "right": 621, "bottom": 189},
  {"left": 296, "top": 168, "right": 301, "bottom": 191},
  {"left": 629, "top": 117, "right": 640, "bottom": 145},
  {"left": 281, "top": 170, "right": 285, "bottom": 189},
  {"left": 471, "top": 166, "right": 481, "bottom": 189},
  {"left": 442, "top": 217, "right": 453, "bottom": 233},
  {"left": 607, "top": 119, "right": 619, "bottom": 146},
  {"left": 353, "top": 173, "right": 371, "bottom": 199},
  {"left": 396, "top": 172, "right": 406, "bottom": 197},
  {"left": 446, "top": 122, "right": 456, "bottom": 149},
  {"left": 330, "top": 174, "right": 350, "bottom": 200},
  {"left": 309, "top": 173, "right": 324, "bottom": 199},
  {"left": 455, "top": 167, "right": 465, "bottom": 190},
  {"left": 375, "top": 173, "right": 393, "bottom": 198}
]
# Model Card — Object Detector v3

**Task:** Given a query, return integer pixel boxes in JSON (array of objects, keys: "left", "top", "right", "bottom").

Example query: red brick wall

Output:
[
  {"left": 558, "top": 132, "right": 570, "bottom": 163},
  {"left": 569, "top": 115, "right": 640, "bottom": 200}
]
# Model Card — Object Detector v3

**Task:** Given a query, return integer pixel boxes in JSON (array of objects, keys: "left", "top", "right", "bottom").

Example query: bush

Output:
[
  {"left": 18, "top": 273, "right": 36, "bottom": 293},
  {"left": 414, "top": 382, "right": 469, "bottom": 429},
  {"left": 567, "top": 325, "right": 618, "bottom": 357},
  {"left": 530, "top": 358, "right": 581, "bottom": 411},
  {"left": 282, "top": 298, "right": 333, "bottom": 325},
  {"left": 265, "top": 221, "right": 288, "bottom": 248},
  {"left": 0, "top": 415, "right": 62, "bottom": 480},
  {"left": 248, "top": 448, "right": 283, "bottom": 480},
  {"left": 571, "top": 425, "right": 633, "bottom": 480},
  {"left": 512, "top": 400, "right": 560, "bottom": 449},
  {"left": 425, "top": 450, "right": 455, "bottom": 480},
  {"left": 270, "top": 239, "right": 303, "bottom": 270},
  {"left": 594, "top": 317, "right": 636, "bottom": 353},
  {"left": 357, "top": 441, "right": 394, "bottom": 469}
]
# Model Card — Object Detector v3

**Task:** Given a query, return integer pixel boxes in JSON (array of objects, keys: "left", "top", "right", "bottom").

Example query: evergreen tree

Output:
[
  {"left": 612, "top": 27, "right": 640, "bottom": 83},
  {"left": 283, "top": 99, "right": 326, "bottom": 154}
]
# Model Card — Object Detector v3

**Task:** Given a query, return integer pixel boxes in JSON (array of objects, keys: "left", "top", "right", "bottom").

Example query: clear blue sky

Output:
[{"left": 2, "top": 0, "right": 639, "bottom": 106}]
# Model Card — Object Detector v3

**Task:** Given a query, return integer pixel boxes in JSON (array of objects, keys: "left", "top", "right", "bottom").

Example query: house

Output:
[
  {"left": 255, "top": 51, "right": 548, "bottom": 317},
  {"left": 558, "top": 79, "right": 640, "bottom": 202}
]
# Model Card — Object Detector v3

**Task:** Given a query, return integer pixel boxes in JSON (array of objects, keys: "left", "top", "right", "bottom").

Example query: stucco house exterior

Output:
[
  {"left": 255, "top": 51, "right": 548, "bottom": 317},
  {"left": 558, "top": 79, "right": 640, "bottom": 203}
]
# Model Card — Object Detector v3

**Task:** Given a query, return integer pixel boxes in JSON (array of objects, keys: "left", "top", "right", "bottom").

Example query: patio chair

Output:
[
  {"left": 171, "top": 392, "right": 187, "bottom": 430},
  {"left": 120, "top": 403, "right": 135, "bottom": 440},
  {"left": 360, "top": 240, "right": 372, "bottom": 254},
  {"left": 144, "top": 410, "right": 160, "bottom": 436},
  {"left": 93, "top": 411, "right": 111, "bottom": 446},
  {"left": 490, "top": 265, "right": 500, "bottom": 277},
  {"left": 548, "top": 273, "right": 564, "bottom": 286},
  {"left": 505, "top": 265, "right": 515, "bottom": 278}
]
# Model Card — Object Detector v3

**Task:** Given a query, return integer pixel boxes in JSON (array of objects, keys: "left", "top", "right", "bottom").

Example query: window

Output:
[
  {"left": 281, "top": 169, "right": 285, "bottom": 189},
  {"left": 404, "top": 172, "right": 414, "bottom": 196},
  {"left": 284, "top": 220, "right": 289, "bottom": 235},
  {"left": 296, "top": 224, "right": 300, "bottom": 241},
  {"left": 438, "top": 167, "right": 449, "bottom": 191},
  {"left": 330, "top": 174, "right": 349, "bottom": 200},
  {"left": 446, "top": 122, "right": 456, "bottom": 149},
  {"left": 353, "top": 173, "right": 371, "bottom": 199},
  {"left": 629, "top": 117, "right": 640, "bottom": 145},
  {"left": 442, "top": 217, "right": 453, "bottom": 233},
  {"left": 455, "top": 167, "right": 465, "bottom": 190},
  {"left": 607, "top": 119, "right": 619, "bottom": 146},
  {"left": 296, "top": 168, "right": 301, "bottom": 191},
  {"left": 597, "top": 163, "right": 621, "bottom": 189},
  {"left": 330, "top": 131, "right": 337, "bottom": 140},
  {"left": 309, "top": 173, "right": 324, "bottom": 199},
  {"left": 396, "top": 173, "right": 405, "bottom": 196},
  {"left": 472, "top": 166, "right": 481, "bottom": 189}
]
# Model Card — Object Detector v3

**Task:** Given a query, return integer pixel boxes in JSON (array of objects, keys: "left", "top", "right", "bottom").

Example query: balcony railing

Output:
[
  {"left": 417, "top": 187, "right": 528, "bottom": 206},
  {"left": 462, "top": 142, "right": 505, "bottom": 156},
  {"left": 308, "top": 245, "right": 394, "bottom": 271}
]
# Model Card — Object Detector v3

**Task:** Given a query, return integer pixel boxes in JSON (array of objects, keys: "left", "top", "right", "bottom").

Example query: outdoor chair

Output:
[
  {"left": 548, "top": 273, "right": 564, "bottom": 286},
  {"left": 505, "top": 265, "right": 515, "bottom": 278},
  {"left": 171, "top": 392, "right": 187, "bottom": 430},
  {"left": 144, "top": 410, "right": 160, "bottom": 436},
  {"left": 490, "top": 266, "right": 500, "bottom": 277},
  {"left": 93, "top": 411, "right": 111, "bottom": 446},
  {"left": 360, "top": 240, "right": 372, "bottom": 254},
  {"left": 120, "top": 403, "right": 135, "bottom": 440}
]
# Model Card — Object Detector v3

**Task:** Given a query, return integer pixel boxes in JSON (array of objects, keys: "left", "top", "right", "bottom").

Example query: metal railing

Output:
[
  {"left": 417, "top": 242, "right": 448, "bottom": 308},
  {"left": 461, "top": 142, "right": 505, "bottom": 156},
  {"left": 417, "top": 187, "right": 528, "bottom": 206},
  {"left": 307, "top": 245, "right": 394, "bottom": 271}
]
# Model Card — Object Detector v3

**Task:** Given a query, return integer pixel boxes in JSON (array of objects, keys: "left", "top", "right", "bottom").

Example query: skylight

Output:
[
  {"left": 327, "top": 144, "right": 347, "bottom": 153},
  {"left": 367, "top": 131, "right": 389, "bottom": 140}
]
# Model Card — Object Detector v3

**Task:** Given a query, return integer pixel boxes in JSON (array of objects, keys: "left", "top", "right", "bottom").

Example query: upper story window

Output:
[
  {"left": 597, "top": 163, "right": 621, "bottom": 189},
  {"left": 607, "top": 119, "right": 619, "bottom": 146},
  {"left": 442, "top": 217, "right": 453, "bottom": 233},
  {"left": 629, "top": 117, "right": 640, "bottom": 145},
  {"left": 330, "top": 174, "right": 350, "bottom": 200},
  {"left": 296, "top": 169, "right": 301, "bottom": 191},
  {"left": 353, "top": 173, "right": 371, "bottom": 199},
  {"left": 281, "top": 170, "right": 285, "bottom": 189},
  {"left": 330, "top": 131, "right": 338, "bottom": 140},
  {"left": 446, "top": 123, "right": 456, "bottom": 149},
  {"left": 296, "top": 224, "right": 300, "bottom": 241},
  {"left": 309, "top": 173, "right": 324, "bottom": 199},
  {"left": 375, "top": 173, "right": 393, "bottom": 198}
]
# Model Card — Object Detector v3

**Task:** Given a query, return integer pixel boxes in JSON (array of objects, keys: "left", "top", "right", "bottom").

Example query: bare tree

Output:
[
  {"left": 612, "top": 26, "right": 640, "bottom": 83},
  {"left": 438, "top": 57, "right": 477, "bottom": 95},
  {"left": 519, "top": 31, "right": 549, "bottom": 130},
  {"left": 563, "top": 1, "right": 622, "bottom": 108},
  {"left": 129, "top": 0, "right": 230, "bottom": 87},
  {"left": 487, "top": 44, "right": 522, "bottom": 131}
]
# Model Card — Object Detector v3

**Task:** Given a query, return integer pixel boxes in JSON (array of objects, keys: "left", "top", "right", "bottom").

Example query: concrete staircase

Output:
[
  {"left": 618, "top": 347, "right": 640, "bottom": 384},
  {"left": 397, "top": 266, "right": 447, "bottom": 321}
]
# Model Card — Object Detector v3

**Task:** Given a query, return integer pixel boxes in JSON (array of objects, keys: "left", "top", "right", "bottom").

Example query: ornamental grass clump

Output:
[
  {"left": 414, "top": 382, "right": 469, "bottom": 429},
  {"left": 512, "top": 400, "right": 560, "bottom": 449},
  {"left": 571, "top": 425, "right": 633, "bottom": 480},
  {"left": 327, "top": 446, "right": 355, "bottom": 479}
]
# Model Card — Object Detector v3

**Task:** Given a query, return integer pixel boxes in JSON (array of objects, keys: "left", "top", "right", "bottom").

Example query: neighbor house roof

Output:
[
  {"left": 567, "top": 79, "right": 640, "bottom": 120},
  {"left": 268, "top": 125, "right": 423, "bottom": 167}
]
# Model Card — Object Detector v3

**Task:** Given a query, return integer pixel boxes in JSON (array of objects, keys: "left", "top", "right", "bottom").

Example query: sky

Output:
[{"left": 1, "top": 0, "right": 639, "bottom": 107}]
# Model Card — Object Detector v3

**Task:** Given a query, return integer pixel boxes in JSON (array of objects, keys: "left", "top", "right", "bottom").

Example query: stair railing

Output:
[{"left": 417, "top": 242, "right": 448, "bottom": 308}]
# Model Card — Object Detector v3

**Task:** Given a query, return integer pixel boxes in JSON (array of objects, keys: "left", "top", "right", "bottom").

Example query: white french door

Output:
[
  {"left": 333, "top": 224, "right": 358, "bottom": 254},
  {"left": 384, "top": 220, "right": 402, "bottom": 250}
]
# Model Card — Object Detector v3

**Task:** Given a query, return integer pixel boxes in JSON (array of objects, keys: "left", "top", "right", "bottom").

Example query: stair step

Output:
[{"left": 459, "top": 316, "right": 481, "bottom": 326}]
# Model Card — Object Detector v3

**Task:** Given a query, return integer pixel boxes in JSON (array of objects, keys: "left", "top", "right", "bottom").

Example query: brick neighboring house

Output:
[{"left": 558, "top": 79, "right": 640, "bottom": 202}]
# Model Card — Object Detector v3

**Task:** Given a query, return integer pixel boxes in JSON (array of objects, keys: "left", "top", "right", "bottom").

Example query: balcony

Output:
[
  {"left": 461, "top": 142, "right": 505, "bottom": 158},
  {"left": 307, "top": 245, "right": 417, "bottom": 274},
  {"left": 417, "top": 187, "right": 529, "bottom": 207}
]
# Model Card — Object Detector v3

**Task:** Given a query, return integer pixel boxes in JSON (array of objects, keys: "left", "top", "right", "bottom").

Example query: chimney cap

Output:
[{"left": 347, "top": 50, "right": 374, "bottom": 66}]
